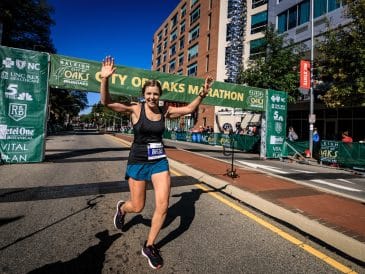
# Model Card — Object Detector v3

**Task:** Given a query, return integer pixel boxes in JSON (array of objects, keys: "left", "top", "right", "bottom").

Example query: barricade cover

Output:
[{"left": 0, "top": 46, "right": 49, "bottom": 163}]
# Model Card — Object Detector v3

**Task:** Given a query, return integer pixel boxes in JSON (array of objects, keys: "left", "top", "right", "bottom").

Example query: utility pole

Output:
[{"left": 309, "top": 0, "right": 315, "bottom": 156}]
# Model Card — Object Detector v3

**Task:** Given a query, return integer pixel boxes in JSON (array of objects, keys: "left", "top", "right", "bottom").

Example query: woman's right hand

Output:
[{"left": 100, "top": 56, "right": 116, "bottom": 79}]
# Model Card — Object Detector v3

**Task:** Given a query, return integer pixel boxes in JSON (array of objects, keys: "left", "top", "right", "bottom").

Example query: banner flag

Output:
[
  {"left": 265, "top": 89, "right": 288, "bottom": 158},
  {"left": 49, "top": 54, "right": 267, "bottom": 111},
  {"left": 300, "top": 60, "right": 310, "bottom": 89},
  {"left": 0, "top": 46, "right": 49, "bottom": 163}
]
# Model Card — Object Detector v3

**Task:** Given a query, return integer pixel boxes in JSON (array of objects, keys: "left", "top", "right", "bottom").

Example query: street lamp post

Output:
[{"left": 309, "top": 0, "right": 315, "bottom": 157}]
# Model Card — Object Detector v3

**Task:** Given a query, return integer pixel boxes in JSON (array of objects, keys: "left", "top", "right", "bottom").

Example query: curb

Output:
[{"left": 169, "top": 158, "right": 365, "bottom": 263}]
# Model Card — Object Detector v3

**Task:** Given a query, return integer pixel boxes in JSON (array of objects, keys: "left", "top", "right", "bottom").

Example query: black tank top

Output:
[{"left": 128, "top": 103, "right": 166, "bottom": 164}]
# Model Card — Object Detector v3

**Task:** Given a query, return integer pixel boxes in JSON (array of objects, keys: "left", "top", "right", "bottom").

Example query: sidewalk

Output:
[{"left": 113, "top": 134, "right": 365, "bottom": 263}]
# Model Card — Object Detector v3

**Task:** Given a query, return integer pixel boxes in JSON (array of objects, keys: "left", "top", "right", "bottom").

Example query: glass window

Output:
[
  {"left": 163, "top": 40, "right": 167, "bottom": 49},
  {"left": 170, "top": 29, "right": 178, "bottom": 42},
  {"left": 189, "top": 25, "right": 200, "bottom": 42},
  {"left": 298, "top": 0, "right": 310, "bottom": 25},
  {"left": 179, "top": 36, "right": 185, "bottom": 50},
  {"left": 314, "top": 0, "right": 327, "bottom": 18},
  {"left": 328, "top": 0, "right": 341, "bottom": 12},
  {"left": 157, "top": 44, "right": 162, "bottom": 54},
  {"left": 191, "top": 0, "right": 198, "bottom": 7},
  {"left": 251, "top": 11, "right": 267, "bottom": 34},
  {"left": 169, "top": 59, "right": 176, "bottom": 72},
  {"left": 288, "top": 6, "right": 297, "bottom": 29},
  {"left": 177, "top": 69, "right": 183, "bottom": 75},
  {"left": 188, "top": 44, "right": 199, "bottom": 61},
  {"left": 157, "top": 31, "right": 162, "bottom": 42},
  {"left": 190, "top": 7, "right": 200, "bottom": 25},
  {"left": 278, "top": 11, "right": 287, "bottom": 33},
  {"left": 250, "top": 38, "right": 266, "bottom": 55},
  {"left": 156, "top": 56, "right": 161, "bottom": 67},
  {"left": 163, "top": 52, "right": 167, "bottom": 62},
  {"left": 180, "top": 21, "right": 186, "bottom": 34},
  {"left": 205, "top": 55, "right": 209, "bottom": 72},
  {"left": 187, "top": 62, "right": 198, "bottom": 76},
  {"left": 170, "top": 44, "right": 176, "bottom": 57},
  {"left": 181, "top": 4, "right": 187, "bottom": 18},
  {"left": 171, "top": 13, "right": 178, "bottom": 29},
  {"left": 252, "top": 0, "right": 268, "bottom": 9},
  {"left": 178, "top": 53, "right": 184, "bottom": 66}
]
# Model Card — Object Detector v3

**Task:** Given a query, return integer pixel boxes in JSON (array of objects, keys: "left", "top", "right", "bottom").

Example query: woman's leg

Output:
[
  {"left": 147, "top": 171, "right": 171, "bottom": 246},
  {"left": 121, "top": 178, "right": 147, "bottom": 213}
]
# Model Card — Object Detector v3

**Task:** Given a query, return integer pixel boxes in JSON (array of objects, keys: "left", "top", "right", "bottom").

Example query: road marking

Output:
[
  {"left": 169, "top": 169, "right": 357, "bottom": 273},
  {"left": 311, "top": 179, "right": 362, "bottom": 192},
  {"left": 290, "top": 169, "right": 316, "bottom": 174},
  {"left": 336, "top": 179, "right": 355, "bottom": 185},
  {"left": 192, "top": 182, "right": 357, "bottom": 274},
  {"left": 237, "top": 161, "right": 289, "bottom": 174}
]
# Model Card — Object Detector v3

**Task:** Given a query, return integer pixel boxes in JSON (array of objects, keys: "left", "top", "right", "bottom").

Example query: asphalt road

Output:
[{"left": 0, "top": 131, "right": 363, "bottom": 273}]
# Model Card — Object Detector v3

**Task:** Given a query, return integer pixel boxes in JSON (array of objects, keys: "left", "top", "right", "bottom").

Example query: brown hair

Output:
[{"left": 142, "top": 80, "right": 162, "bottom": 95}]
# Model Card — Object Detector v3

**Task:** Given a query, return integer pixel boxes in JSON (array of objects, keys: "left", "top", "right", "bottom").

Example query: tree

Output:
[
  {"left": 48, "top": 89, "right": 88, "bottom": 125},
  {"left": 1, "top": 0, "right": 91, "bottom": 125},
  {"left": 0, "top": 0, "right": 55, "bottom": 53},
  {"left": 238, "top": 24, "right": 307, "bottom": 103},
  {"left": 316, "top": 0, "right": 365, "bottom": 108}
]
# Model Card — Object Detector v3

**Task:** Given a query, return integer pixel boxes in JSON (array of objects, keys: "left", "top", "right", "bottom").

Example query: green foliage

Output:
[
  {"left": 0, "top": 0, "right": 93, "bottom": 124},
  {"left": 316, "top": 0, "right": 365, "bottom": 107},
  {"left": 238, "top": 25, "right": 307, "bottom": 103},
  {"left": 0, "top": 0, "right": 55, "bottom": 53},
  {"left": 48, "top": 89, "right": 88, "bottom": 123}
]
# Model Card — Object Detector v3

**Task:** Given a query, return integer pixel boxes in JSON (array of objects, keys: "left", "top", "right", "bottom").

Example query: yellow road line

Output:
[{"left": 170, "top": 169, "right": 357, "bottom": 274}]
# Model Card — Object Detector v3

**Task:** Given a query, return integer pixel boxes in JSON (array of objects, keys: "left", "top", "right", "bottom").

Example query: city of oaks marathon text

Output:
[{"left": 93, "top": 73, "right": 246, "bottom": 101}]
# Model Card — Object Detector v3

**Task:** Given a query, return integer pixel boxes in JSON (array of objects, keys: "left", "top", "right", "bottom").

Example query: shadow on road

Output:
[
  {"left": 0, "top": 196, "right": 103, "bottom": 251},
  {"left": 45, "top": 147, "right": 130, "bottom": 162},
  {"left": 0, "top": 176, "right": 197, "bottom": 203},
  {"left": 27, "top": 230, "right": 121, "bottom": 274},
  {"left": 120, "top": 184, "right": 227, "bottom": 249}
]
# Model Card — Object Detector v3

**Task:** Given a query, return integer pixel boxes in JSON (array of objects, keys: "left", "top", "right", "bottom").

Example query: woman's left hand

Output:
[{"left": 200, "top": 75, "right": 214, "bottom": 97}]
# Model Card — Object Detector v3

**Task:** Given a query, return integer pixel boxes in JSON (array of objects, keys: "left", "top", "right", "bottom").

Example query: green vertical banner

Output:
[
  {"left": 265, "top": 89, "right": 287, "bottom": 158},
  {"left": 0, "top": 46, "right": 49, "bottom": 163}
]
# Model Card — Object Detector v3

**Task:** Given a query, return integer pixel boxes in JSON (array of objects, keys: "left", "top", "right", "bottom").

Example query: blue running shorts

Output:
[{"left": 125, "top": 158, "right": 169, "bottom": 181}]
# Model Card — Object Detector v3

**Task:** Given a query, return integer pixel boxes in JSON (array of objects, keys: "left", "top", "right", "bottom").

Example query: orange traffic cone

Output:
[{"left": 305, "top": 149, "right": 311, "bottom": 158}]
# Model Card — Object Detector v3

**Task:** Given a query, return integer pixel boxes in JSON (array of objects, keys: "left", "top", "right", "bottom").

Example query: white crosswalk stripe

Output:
[
  {"left": 237, "top": 161, "right": 289, "bottom": 174},
  {"left": 311, "top": 179, "right": 362, "bottom": 192}
]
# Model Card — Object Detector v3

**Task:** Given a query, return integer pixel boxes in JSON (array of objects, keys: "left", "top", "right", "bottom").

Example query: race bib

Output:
[{"left": 147, "top": 143, "right": 166, "bottom": 160}]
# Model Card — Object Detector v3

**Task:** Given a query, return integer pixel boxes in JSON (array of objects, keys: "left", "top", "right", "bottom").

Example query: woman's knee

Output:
[
  {"left": 131, "top": 201, "right": 145, "bottom": 213},
  {"left": 155, "top": 200, "right": 169, "bottom": 215}
]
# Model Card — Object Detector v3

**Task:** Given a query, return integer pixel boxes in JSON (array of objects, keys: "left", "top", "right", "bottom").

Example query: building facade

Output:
[
  {"left": 267, "top": 0, "right": 364, "bottom": 141},
  {"left": 152, "top": 0, "right": 364, "bottom": 140},
  {"left": 152, "top": 0, "right": 269, "bottom": 133}
]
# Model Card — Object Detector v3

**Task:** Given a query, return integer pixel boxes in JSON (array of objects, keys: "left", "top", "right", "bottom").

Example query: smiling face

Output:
[
  {"left": 142, "top": 80, "right": 162, "bottom": 109},
  {"left": 144, "top": 86, "right": 161, "bottom": 108}
]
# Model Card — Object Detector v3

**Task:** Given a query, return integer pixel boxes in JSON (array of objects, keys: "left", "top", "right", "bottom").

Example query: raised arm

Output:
[
  {"left": 166, "top": 75, "right": 214, "bottom": 118},
  {"left": 100, "top": 56, "right": 135, "bottom": 113}
]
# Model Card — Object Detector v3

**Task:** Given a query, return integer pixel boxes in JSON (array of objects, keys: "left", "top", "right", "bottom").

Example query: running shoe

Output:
[
  {"left": 113, "top": 200, "right": 125, "bottom": 230},
  {"left": 141, "top": 241, "right": 163, "bottom": 269}
]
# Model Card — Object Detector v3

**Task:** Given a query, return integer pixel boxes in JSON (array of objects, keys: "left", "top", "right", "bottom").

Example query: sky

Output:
[{"left": 49, "top": 0, "right": 181, "bottom": 114}]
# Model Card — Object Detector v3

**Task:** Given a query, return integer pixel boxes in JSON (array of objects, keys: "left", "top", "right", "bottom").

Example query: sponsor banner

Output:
[
  {"left": 320, "top": 140, "right": 338, "bottom": 164},
  {"left": 300, "top": 60, "right": 310, "bottom": 89},
  {"left": 265, "top": 89, "right": 287, "bottom": 158},
  {"left": 0, "top": 46, "right": 49, "bottom": 163},
  {"left": 49, "top": 54, "right": 267, "bottom": 111}
]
